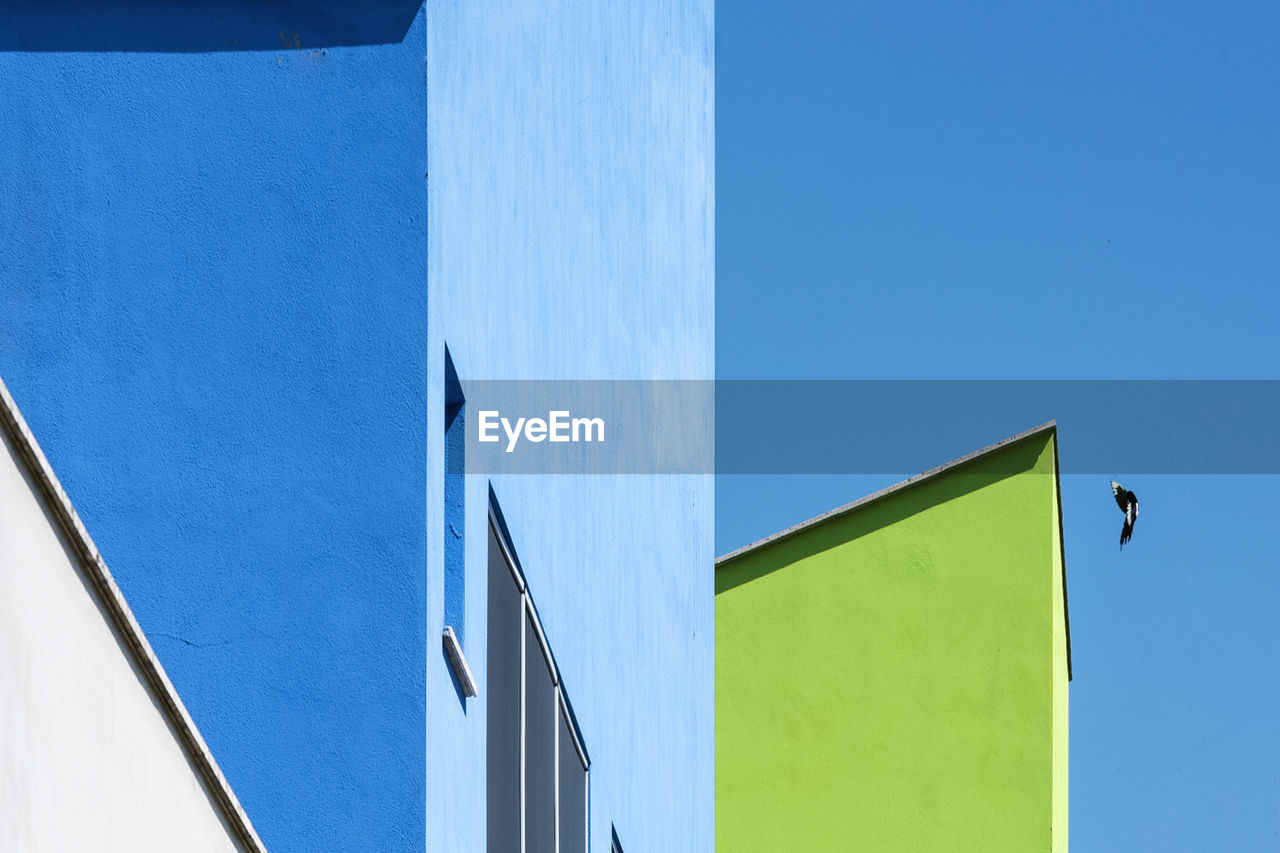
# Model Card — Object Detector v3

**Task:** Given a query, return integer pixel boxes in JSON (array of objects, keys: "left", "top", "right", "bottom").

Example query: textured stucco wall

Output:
[
  {"left": 425, "top": 0, "right": 715, "bottom": 850},
  {"left": 1, "top": 0, "right": 713, "bottom": 849},
  {"left": 0, "top": 417, "right": 245, "bottom": 853},
  {"left": 716, "top": 433, "right": 1067, "bottom": 851},
  {"left": 1, "top": 0, "right": 713, "bottom": 848},
  {"left": 0, "top": 4, "right": 429, "bottom": 851}
]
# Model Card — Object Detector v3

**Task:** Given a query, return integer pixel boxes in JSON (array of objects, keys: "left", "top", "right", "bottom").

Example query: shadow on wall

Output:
[
  {"left": 715, "top": 433, "right": 1050, "bottom": 595},
  {"left": 0, "top": 0, "right": 421, "bottom": 52}
]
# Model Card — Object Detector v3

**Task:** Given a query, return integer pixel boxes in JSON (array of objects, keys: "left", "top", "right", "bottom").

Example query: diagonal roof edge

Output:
[
  {"left": 715, "top": 420, "right": 1059, "bottom": 565},
  {"left": 0, "top": 375, "right": 268, "bottom": 853},
  {"left": 715, "top": 420, "right": 1072, "bottom": 680}
]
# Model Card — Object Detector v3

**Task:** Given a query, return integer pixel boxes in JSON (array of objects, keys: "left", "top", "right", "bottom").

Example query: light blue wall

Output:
[
  {"left": 1, "top": 4, "right": 428, "bottom": 851},
  {"left": 1, "top": 0, "right": 713, "bottom": 849},
  {"left": 425, "top": 1, "right": 714, "bottom": 849}
]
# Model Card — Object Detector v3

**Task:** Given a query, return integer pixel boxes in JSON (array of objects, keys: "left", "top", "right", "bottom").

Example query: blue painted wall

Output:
[
  {"left": 1, "top": 0, "right": 713, "bottom": 849},
  {"left": 1, "top": 4, "right": 428, "bottom": 851},
  {"left": 426, "top": 1, "right": 715, "bottom": 850}
]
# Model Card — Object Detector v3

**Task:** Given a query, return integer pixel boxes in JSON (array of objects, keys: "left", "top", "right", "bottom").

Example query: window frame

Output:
[{"left": 487, "top": 508, "right": 590, "bottom": 853}]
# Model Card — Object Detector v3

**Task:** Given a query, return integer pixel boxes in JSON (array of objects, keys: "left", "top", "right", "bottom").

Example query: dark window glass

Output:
[
  {"left": 487, "top": 510, "right": 592, "bottom": 853},
  {"left": 524, "top": 617, "right": 557, "bottom": 853},
  {"left": 486, "top": 526, "right": 521, "bottom": 852},
  {"left": 558, "top": 704, "right": 588, "bottom": 852}
]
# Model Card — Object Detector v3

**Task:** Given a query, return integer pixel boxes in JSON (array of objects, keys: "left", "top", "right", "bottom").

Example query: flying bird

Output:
[{"left": 1110, "top": 480, "right": 1138, "bottom": 549}]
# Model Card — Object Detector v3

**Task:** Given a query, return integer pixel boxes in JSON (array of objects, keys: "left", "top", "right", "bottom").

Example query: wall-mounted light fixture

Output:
[{"left": 443, "top": 625, "right": 478, "bottom": 697}]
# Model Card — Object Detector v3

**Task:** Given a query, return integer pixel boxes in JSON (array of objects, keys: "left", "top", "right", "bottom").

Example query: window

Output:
[
  {"left": 487, "top": 511, "right": 589, "bottom": 852},
  {"left": 486, "top": 522, "right": 522, "bottom": 850},
  {"left": 558, "top": 704, "right": 588, "bottom": 852}
]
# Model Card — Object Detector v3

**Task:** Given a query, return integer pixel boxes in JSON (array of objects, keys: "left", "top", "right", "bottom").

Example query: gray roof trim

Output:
[
  {"left": 0, "top": 376, "right": 267, "bottom": 853},
  {"left": 716, "top": 420, "right": 1060, "bottom": 566}
]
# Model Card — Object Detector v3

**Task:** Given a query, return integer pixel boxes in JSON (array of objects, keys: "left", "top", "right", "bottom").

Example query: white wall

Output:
[{"left": 0, "top": 426, "right": 248, "bottom": 852}]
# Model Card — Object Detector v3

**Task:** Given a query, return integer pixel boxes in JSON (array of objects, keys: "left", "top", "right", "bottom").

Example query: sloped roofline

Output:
[
  {"left": 0, "top": 376, "right": 267, "bottom": 853},
  {"left": 715, "top": 420, "right": 1072, "bottom": 679}
]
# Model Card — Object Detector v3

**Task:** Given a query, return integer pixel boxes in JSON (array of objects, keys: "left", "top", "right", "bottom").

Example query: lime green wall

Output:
[{"left": 716, "top": 432, "right": 1069, "bottom": 851}]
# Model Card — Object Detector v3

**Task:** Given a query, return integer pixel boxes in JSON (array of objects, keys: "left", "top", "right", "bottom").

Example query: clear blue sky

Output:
[{"left": 715, "top": 1, "right": 1280, "bottom": 849}]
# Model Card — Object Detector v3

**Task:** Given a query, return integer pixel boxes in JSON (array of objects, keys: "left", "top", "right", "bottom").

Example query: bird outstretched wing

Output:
[
  {"left": 1110, "top": 480, "right": 1129, "bottom": 513},
  {"left": 1112, "top": 480, "right": 1137, "bottom": 549}
]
